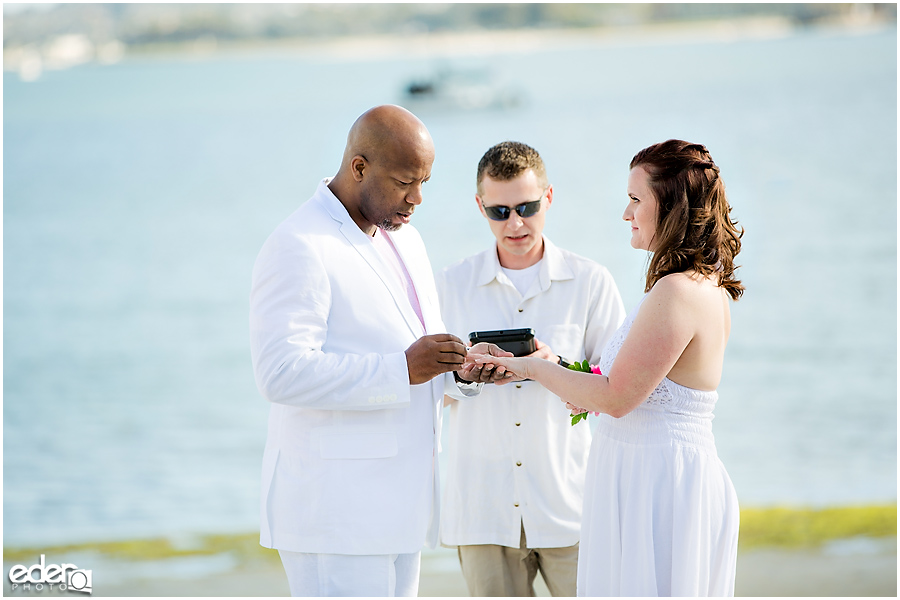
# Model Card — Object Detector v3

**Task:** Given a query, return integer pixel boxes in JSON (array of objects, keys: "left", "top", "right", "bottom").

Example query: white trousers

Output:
[{"left": 278, "top": 550, "right": 421, "bottom": 597}]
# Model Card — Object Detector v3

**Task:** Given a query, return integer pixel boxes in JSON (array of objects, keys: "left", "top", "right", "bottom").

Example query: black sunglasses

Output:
[{"left": 482, "top": 198, "right": 543, "bottom": 221}]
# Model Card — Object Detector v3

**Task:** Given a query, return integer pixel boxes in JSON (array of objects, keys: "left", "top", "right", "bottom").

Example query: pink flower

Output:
[
  {"left": 569, "top": 365, "right": 603, "bottom": 423},
  {"left": 589, "top": 368, "right": 602, "bottom": 414}
]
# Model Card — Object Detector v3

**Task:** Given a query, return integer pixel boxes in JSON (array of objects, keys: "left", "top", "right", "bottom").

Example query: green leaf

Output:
[
  {"left": 570, "top": 412, "right": 589, "bottom": 425},
  {"left": 567, "top": 360, "right": 590, "bottom": 373}
]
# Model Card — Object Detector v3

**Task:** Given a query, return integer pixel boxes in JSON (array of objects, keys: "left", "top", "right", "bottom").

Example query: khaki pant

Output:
[{"left": 457, "top": 522, "right": 578, "bottom": 597}]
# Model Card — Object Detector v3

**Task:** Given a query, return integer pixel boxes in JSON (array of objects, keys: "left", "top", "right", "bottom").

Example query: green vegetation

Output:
[
  {"left": 738, "top": 504, "right": 897, "bottom": 550},
  {"left": 2, "top": 532, "right": 280, "bottom": 565},
  {"left": 4, "top": 505, "right": 895, "bottom": 563}
]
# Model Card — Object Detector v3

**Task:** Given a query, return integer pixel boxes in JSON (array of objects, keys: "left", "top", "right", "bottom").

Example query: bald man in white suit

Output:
[{"left": 250, "top": 105, "right": 509, "bottom": 596}]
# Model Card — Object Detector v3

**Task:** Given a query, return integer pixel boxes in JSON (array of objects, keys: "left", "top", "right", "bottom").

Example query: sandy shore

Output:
[
  {"left": 116, "top": 14, "right": 893, "bottom": 65},
  {"left": 5, "top": 538, "right": 894, "bottom": 597}
]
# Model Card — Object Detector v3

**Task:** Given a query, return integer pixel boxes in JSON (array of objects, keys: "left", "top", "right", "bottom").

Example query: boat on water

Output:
[{"left": 401, "top": 68, "right": 523, "bottom": 111}]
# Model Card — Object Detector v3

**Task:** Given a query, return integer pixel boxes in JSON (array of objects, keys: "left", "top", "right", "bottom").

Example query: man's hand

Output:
[
  {"left": 527, "top": 338, "right": 558, "bottom": 362},
  {"left": 457, "top": 342, "right": 514, "bottom": 384},
  {"left": 406, "top": 334, "right": 468, "bottom": 385}
]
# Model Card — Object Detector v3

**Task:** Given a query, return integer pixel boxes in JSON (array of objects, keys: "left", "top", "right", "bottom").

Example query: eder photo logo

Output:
[{"left": 8, "top": 555, "right": 92, "bottom": 594}]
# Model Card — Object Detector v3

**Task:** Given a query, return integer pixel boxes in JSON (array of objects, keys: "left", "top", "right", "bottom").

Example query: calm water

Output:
[{"left": 4, "top": 25, "right": 897, "bottom": 547}]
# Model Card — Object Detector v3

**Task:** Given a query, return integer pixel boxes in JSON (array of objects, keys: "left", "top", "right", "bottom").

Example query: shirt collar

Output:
[{"left": 475, "top": 236, "right": 576, "bottom": 289}]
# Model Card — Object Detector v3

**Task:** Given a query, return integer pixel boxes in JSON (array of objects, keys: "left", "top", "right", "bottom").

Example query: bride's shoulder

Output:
[
  {"left": 650, "top": 271, "right": 696, "bottom": 295},
  {"left": 649, "top": 271, "right": 722, "bottom": 305}
]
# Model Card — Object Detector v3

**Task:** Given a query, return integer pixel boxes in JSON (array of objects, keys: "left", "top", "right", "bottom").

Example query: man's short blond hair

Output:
[{"left": 476, "top": 141, "right": 548, "bottom": 195}]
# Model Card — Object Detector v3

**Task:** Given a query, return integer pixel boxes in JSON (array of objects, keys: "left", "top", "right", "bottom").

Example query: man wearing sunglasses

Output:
[{"left": 436, "top": 141, "right": 626, "bottom": 597}]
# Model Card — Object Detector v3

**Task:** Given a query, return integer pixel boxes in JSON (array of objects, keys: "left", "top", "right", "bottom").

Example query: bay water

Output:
[{"left": 4, "top": 24, "right": 896, "bottom": 548}]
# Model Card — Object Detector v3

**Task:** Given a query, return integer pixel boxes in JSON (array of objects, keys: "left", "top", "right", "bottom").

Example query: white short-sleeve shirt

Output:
[{"left": 436, "top": 236, "right": 626, "bottom": 549}]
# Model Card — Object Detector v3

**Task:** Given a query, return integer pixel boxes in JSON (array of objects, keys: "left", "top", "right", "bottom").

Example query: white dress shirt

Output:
[{"left": 436, "top": 237, "right": 626, "bottom": 549}]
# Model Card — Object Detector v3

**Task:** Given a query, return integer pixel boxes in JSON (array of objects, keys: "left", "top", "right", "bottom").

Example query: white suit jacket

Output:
[{"left": 250, "top": 179, "right": 449, "bottom": 555}]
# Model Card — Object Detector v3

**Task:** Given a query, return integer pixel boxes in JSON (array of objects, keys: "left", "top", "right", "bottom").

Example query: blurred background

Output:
[{"left": 3, "top": 2, "right": 897, "bottom": 596}]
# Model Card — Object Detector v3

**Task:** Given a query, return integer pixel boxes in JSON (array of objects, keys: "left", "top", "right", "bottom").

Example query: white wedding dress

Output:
[{"left": 577, "top": 295, "right": 739, "bottom": 596}]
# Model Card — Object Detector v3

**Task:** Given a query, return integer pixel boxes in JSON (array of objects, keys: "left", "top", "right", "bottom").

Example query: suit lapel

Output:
[
  {"left": 316, "top": 185, "right": 427, "bottom": 339},
  {"left": 335, "top": 225, "right": 425, "bottom": 343}
]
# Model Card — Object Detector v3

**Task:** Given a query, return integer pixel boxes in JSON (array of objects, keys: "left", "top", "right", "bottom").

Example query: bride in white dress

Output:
[{"left": 468, "top": 140, "right": 744, "bottom": 596}]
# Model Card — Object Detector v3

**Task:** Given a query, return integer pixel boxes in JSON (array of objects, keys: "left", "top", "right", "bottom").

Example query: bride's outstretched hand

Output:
[
  {"left": 457, "top": 342, "right": 515, "bottom": 383},
  {"left": 466, "top": 353, "right": 533, "bottom": 384}
]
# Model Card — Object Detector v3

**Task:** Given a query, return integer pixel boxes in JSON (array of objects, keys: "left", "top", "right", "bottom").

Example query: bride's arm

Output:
[{"left": 473, "top": 276, "right": 697, "bottom": 418}]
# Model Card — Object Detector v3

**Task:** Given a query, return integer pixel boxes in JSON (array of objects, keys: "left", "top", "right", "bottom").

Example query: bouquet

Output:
[{"left": 566, "top": 360, "right": 602, "bottom": 425}]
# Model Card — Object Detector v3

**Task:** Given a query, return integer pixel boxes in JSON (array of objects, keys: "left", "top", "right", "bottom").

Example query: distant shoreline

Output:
[
  {"left": 101, "top": 16, "right": 893, "bottom": 62},
  {"left": 5, "top": 15, "right": 891, "bottom": 82}
]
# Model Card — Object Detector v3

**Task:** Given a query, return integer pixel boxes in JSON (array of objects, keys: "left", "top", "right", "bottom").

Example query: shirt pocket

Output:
[
  {"left": 539, "top": 323, "right": 584, "bottom": 362},
  {"left": 318, "top": 431, "right": 399, "bottom": 460}
]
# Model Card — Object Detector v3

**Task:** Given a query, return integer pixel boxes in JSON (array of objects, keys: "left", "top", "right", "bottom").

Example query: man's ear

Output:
[
  {"left": 351, "top": 155, "right": 367, "bottom": 182},
  {"left": 545, "top": 184, "right": 554, "bottom": 208},
  {"left": 475, "top": 195, "right": 487, "bottom": 217}
]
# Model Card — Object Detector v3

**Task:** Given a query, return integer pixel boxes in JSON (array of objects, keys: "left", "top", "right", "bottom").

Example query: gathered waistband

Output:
[{"left": 596, "top": 406, "right": 718, "bottom": 453}]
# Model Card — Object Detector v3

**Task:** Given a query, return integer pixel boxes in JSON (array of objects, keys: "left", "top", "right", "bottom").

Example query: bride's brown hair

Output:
[{"left": 631, "top": 140, "right": 744, "bottom": 300}]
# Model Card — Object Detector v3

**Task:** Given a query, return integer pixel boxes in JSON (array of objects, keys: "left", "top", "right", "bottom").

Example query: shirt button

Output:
[
  {"left": 516, "top": 461, "right": 522, "bottom": 467},
  {"left": 515, "top": 422, "right": 521, "bottom": 427},
  {"left": 517, "top": 308, "right": 524, "bottom": 313},
  {"left": 515, "top": 384, "right": 522, "bottom": 389},
  {"left": 514, "top": 503, "right": 520, "bottom": 508}
]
